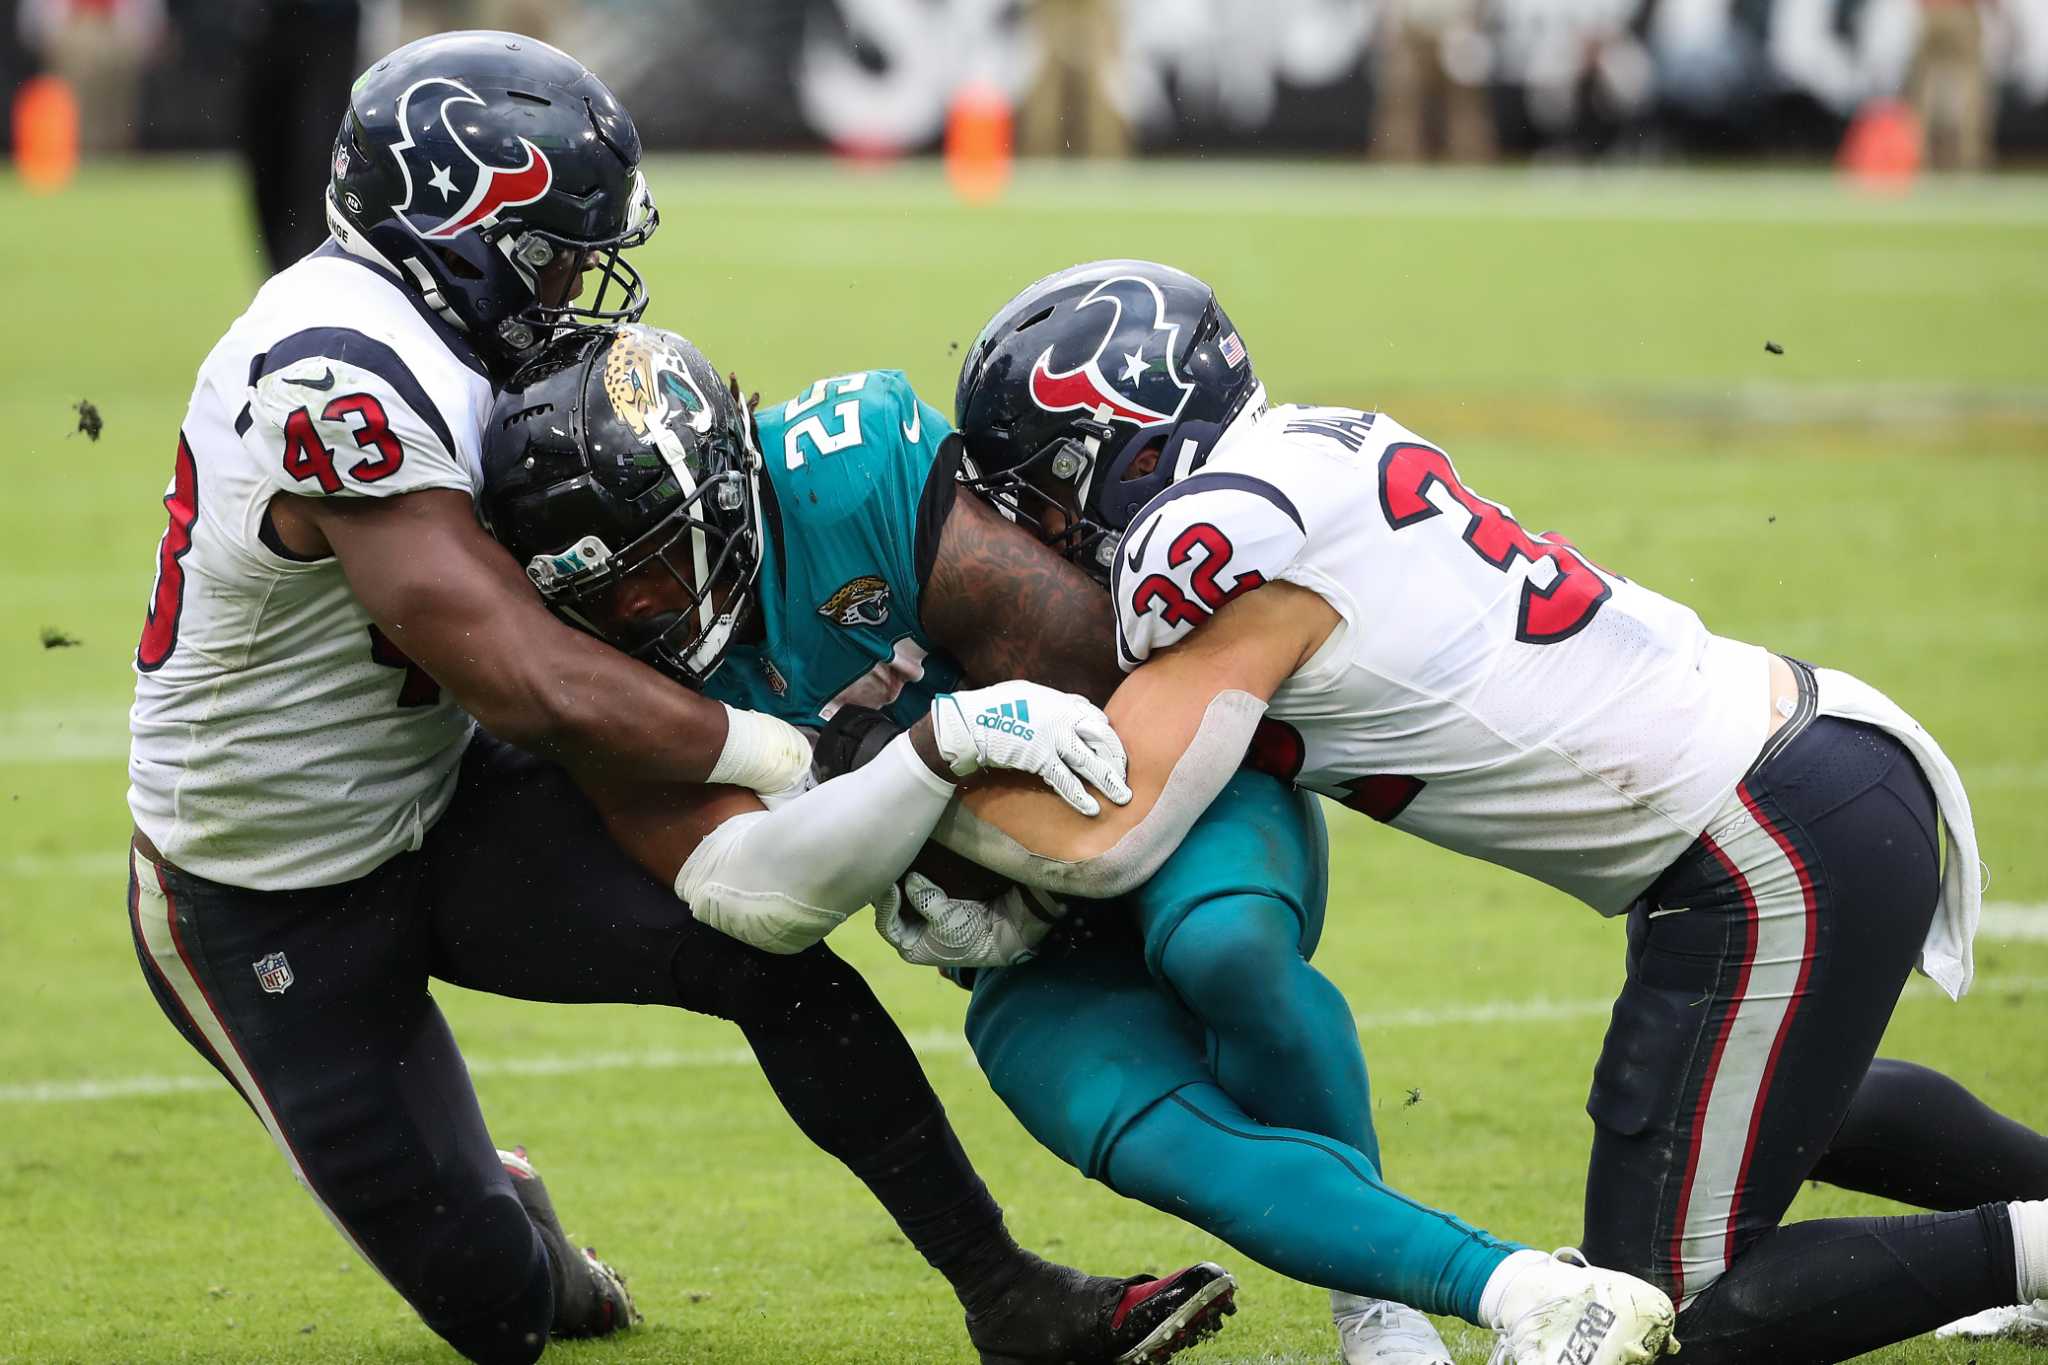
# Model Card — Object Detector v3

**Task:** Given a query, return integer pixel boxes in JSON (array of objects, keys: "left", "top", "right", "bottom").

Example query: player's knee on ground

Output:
[{"left": 409, "top": 1188, "right": 554, "bottom": 1365}]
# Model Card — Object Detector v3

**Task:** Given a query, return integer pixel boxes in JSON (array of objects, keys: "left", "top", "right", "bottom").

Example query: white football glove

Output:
[
  {"left": 875, "top": 872, "right": 1067, "bottom": 969},
  {"left": 930, "top": 681, "right": 1132, "bottom": 817}
]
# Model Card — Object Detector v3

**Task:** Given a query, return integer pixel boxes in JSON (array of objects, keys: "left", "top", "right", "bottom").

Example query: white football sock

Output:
[
  {"left": 2012, "top": 1200, "right": 2048, "bottom": 1301},
  {"left": 1478, "top": 1249, "right": 1555, "bottom": 1330}
]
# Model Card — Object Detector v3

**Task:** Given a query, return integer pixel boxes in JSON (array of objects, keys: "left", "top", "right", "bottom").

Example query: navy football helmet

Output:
[
  {"left": 327, "top": 31, "right": 657, "bottom": 377},
  {"left": 482, "top": 325, "right": 764, "bottom": 688},
  {"left": 953, "top": 260, "right": 1262, "bottom": 578}
]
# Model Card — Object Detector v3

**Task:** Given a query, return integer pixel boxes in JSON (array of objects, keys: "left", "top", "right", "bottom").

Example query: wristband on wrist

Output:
[{"left": 706, "top": 704, "right": 811, "bottom": 793}]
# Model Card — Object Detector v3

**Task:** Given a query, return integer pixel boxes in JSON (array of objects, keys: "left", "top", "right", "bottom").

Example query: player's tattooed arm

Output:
[{"left": 920, "top": 489, "right": 1126, "bottom": 706}]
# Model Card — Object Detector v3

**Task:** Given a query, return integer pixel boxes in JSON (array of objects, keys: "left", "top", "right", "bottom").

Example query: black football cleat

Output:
[
  {"left": 967, "top": 1254, "right": 1236, "bottom": 1365},
  {"left": 1104, "top": 1264, "right": 1237, "bottom": 1364},
  {"left": 499, "top": 1147, "right": 639, "bottom": 1338}
]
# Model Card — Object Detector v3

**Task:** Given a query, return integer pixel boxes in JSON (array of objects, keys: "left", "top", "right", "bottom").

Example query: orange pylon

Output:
[
  {"left": 946, "top": 81, "right": 1013, "bottom": 205},
  {"left": 13, "top": 75, "right": 80, "bottom": 192},
  {"left": 1839, "top": 99, "right": 1921, "bottom": 193}
]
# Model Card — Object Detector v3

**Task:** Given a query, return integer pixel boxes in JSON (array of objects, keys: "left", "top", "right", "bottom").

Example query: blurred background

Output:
[
  {"left": 3, "top": 6, "right": 2044, "bottom": 1362},
  {"left": 4, "top": 0, "right": 2046, "bottom": 270}
]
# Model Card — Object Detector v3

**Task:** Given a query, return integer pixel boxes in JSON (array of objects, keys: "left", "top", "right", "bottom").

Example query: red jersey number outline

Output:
[
  {"left": 280, "top": 393, "right": 406, "bottom": 493},
  {"left": 1377, "top": 442, "right": 1610, "bottom": 645},
  {"left": 1241, "top": 717, "right": 1424, "bottom": 823},
  {"left": 1129, "top": 522, "right": 1267, "bottom": 632},
  {"left": 137, "top": 435, "right": 200, "bottom": 672}
]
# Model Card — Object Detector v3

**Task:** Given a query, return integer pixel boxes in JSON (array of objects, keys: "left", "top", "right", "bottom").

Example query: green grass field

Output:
[{"left": 2, "top": 157, "right": 2045, "bottom": 1364}]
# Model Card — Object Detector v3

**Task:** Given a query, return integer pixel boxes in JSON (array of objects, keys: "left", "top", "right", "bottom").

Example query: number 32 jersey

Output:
[
  {"left": 128, "top": 245, "right": 492, "bottom": 891},
  {"left": 1113, "top": 404, "right": 1770, "bottom": 915}
]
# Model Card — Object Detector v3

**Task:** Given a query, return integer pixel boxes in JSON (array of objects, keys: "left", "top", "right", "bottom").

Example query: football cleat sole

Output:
[{"left": 1114, "top": 1266, "right": 1238, "bottom": 1365}]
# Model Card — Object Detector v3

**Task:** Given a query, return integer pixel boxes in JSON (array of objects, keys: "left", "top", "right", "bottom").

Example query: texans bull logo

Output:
[
  {"left": 1028, "top": 276, "right": 1195, "bottom": 429},
  {"left": 390, "top": 76, "right": 553, "bottom": 241}
]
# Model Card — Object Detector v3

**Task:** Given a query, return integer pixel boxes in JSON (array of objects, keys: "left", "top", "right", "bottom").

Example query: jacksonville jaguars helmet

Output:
[
  {"left": 481, "top": 325, "right": 763, "bottom": 688},
  {"left": 327, "top": 30, "right": 657, "bottom": 377},
  {"left": 953, "top": 260, "right": 1263, "bottom": 579}
]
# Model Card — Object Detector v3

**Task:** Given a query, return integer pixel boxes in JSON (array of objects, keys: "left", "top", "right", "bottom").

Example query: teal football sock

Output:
[{"left": 1103, "top": 1082, "right": 1515, "bottom": 1322}]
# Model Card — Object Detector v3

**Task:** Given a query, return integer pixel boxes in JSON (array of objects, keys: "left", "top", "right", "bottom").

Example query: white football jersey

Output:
[
  {"left": 128, "top": 243, "right": 494, "bottom": 890},
  {"left": 1114, "top": 404, "right": 1770, "bottom": 914}
]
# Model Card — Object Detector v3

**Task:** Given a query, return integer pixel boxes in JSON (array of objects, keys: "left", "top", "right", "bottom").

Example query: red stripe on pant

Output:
[
  {"left": 1726, "top": 786, "right": 1819, "bottom": 1271},
  {"left": 1666, "top": 830, "right": 1760, "bottom": 1308},
  {"left": 139, "top": 857, "right": 316, "bottom": 1182},
  {"left": 131, "top": 855, "right": 232, "bottom": 1079}
]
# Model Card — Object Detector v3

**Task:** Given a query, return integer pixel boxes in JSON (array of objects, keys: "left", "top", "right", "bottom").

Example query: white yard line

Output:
[
  {"left": 0, "top": 704, "right": 130, "bottom": 764},
  {"left": 5, "top": 851, "right": 130, "bottom": 879},
  {"left": 5, "top": 974, "right": 2041, "bottom": 1108},
  {"left": 1981, "top": 904, "right": 2048, "bottom": 944}
]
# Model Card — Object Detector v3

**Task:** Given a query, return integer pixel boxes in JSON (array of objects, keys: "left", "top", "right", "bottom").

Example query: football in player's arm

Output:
[{"left": 486, "top": 330, "right": 1726, "bottom": 1365}]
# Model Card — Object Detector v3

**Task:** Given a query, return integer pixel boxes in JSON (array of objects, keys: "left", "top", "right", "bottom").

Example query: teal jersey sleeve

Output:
[{"left": 701, "top": 369, "right": 964, "bottom": 731}]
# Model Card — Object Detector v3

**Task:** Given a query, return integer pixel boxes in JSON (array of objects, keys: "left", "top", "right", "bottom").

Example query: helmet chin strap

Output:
[
  {"left": 682, "top": 607, "right": 739, "bottom": 682},
  {"left": 689, "top": 522, "right": 716, "bottom": 648}
]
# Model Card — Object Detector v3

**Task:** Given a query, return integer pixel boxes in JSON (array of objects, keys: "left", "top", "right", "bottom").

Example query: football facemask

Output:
[{"left": 526, "top": 465, "right": 759, "bottom": 688}]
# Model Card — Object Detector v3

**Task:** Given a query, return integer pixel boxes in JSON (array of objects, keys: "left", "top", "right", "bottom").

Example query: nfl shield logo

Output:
[{"left": 253, "top": 951, "right": 294, "bottom": 995}]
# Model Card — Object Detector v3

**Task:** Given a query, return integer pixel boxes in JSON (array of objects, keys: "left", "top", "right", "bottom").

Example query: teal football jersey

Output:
[{"left": 699, "top": 369, "right": 963, "bottom": 731}]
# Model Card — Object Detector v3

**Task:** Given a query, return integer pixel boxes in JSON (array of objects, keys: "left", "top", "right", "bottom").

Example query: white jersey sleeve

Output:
[
  {"left": 241, "top": 327, "right": 478, "bottom": 506},
  {"left": 1111, "top": 472, "right": 1309, "bottom": 671},
  {"left": 128, "top": 250, "right": 494, "bottom": 891}
]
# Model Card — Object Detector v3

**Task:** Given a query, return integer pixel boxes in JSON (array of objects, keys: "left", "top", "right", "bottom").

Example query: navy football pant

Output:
[
  {"left": 129, "top": 734, "right": 997, "bottom": 1364},
  {"left": 1582, "top": 712, "right": 2027, "bottom": 1362},
  {"left": 1816, "top": 1057, "right": 2048, "bottom": 1211}
]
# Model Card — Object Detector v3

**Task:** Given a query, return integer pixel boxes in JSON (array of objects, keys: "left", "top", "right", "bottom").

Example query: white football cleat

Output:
[
  {"left": 1334, "top": 1292, "right": 1455, "bottom": 1364},
  {"left": 1485, "top": 1249, "right": 1677, "bottom": 1365},
  {"left": 1935, "top": 1299, "right": 2048, "bottom": 1344}
]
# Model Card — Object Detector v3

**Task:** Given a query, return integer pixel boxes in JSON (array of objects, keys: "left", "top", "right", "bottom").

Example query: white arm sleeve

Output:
[
  {"left": 676, "top": 731, "right": 957, "bottom": 954},
  {"left": 932, "top": 689, "right": 1266, "bottom": 901}
]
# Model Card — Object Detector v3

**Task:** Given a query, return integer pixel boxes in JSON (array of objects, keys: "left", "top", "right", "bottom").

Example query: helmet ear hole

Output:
[
  {"left": 1121, "top": 440, "right": 1164, "bottom": 482},
  {"left": 432, "top": 245, "right": 485, "bottom": 282}
]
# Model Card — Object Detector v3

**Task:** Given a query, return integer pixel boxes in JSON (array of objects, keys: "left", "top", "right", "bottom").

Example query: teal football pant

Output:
[{"left": 965, "top": 772, "right": 1516, "bottom": 1320}]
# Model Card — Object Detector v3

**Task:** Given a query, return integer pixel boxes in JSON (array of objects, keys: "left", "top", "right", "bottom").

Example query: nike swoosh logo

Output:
[
  {"left": 287, "top": 367, "right": 336, "bottom": 391},
  {"left": 901, "top": 405, "right": 922, "bottom": 444},
  {"left": 1124, "top": 519, "right": 1160, "bottom": 573}
]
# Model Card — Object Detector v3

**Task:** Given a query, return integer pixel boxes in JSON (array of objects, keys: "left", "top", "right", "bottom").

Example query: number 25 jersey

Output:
[
  {"left": 128, "top": 244, "right": 492, "bottom": 891},
  {"left": 1113, "top": 404, "right": 1770, "bottom": 915}
]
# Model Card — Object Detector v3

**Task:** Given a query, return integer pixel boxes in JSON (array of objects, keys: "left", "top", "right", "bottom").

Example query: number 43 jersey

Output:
[
  {"left": 1113, "top": 404, "right": 1770, "bottom": 915},
  {"left": 128, "top": 245, "right": 492, "bottom": 891}
]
